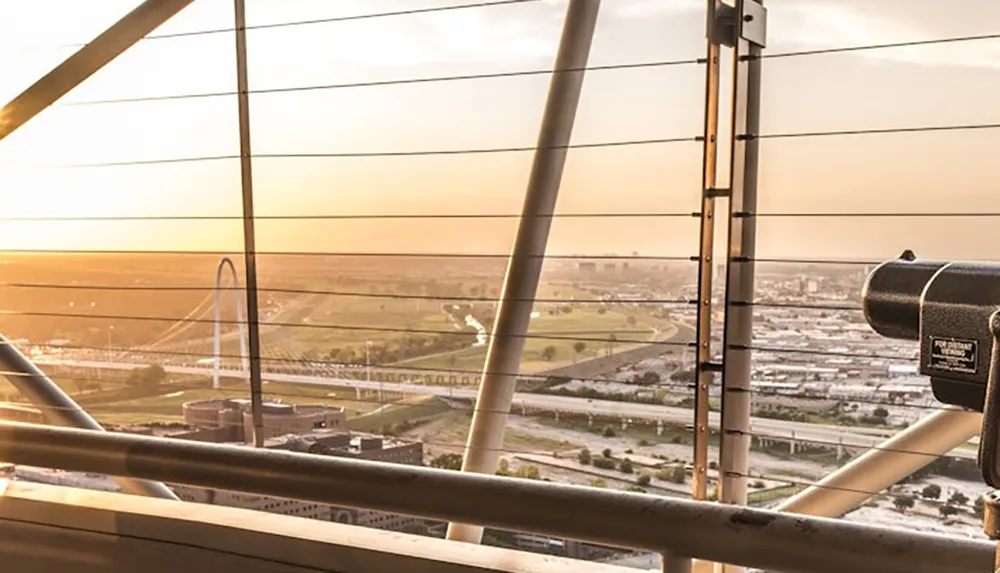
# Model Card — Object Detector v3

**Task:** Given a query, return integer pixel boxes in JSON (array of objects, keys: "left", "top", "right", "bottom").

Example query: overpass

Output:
[{"left": 37, "top": 358, "right": 974, "bottom": 460}]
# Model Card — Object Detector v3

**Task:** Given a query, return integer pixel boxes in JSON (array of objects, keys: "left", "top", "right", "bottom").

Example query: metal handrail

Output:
[
  {"left": 0, "top": 420, "right": 990, "bottom": 573},
  {"left": 0, "top": 336, "right": 176, "bottom": 499}
]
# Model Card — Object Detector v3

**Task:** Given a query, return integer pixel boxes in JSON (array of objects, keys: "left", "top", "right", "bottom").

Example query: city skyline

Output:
[{"left": 0, "top": 0, "right": 998, "bottom": 261}]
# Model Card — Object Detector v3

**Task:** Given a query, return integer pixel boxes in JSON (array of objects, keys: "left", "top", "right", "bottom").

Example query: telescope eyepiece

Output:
[{"left": 861, "top": 252, "right": 946, "bottom": 341}]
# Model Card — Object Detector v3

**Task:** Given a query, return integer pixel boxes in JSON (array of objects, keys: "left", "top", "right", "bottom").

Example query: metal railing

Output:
[{"left": 0, "top": 419, "right": 991, "bottom": 573}]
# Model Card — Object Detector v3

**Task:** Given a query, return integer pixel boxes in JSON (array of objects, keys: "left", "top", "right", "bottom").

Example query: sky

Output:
[{"left": 0, "top": 0, "right": 999, "bottom": 261}]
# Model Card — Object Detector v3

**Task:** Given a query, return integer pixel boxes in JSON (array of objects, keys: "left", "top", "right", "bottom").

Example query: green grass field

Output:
[
  {"left": 345, "top": 397, "right": 579, "bottom": 456},
  {"left": 413, "top": 409, "right": 580, "bottom": 455},
  {"left": 0, "top": 374, "right": 91, "bottom": 397},
  {"left": 402, "top": 306, "right": 675, "bottom": 373},
  {"left": 347, "top": 397, "right": 454, "bottom": 432},
  {"left": 213, "top": 294, "right": 457, "bottom": 360},
  {"left": 184, "top": 279, "right": 678, "bottom": 372},
  {"left": 534, "top": 414, "right": 709, "bottom": 448}
]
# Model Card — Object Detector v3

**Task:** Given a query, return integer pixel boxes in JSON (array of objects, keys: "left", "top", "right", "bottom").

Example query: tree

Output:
[
  {"left": 129, "top": 364, "right": 167, "bottom": 388},
  {"left": 602, "top": 448, "right": 612, "bottom": 458},
  {"left": 893, "top": 496, "right": 915, "bottom": 512},
  {"left": 592, "top": 457, "right": 615, "bottom": 469},
  {"left": 589, "top": 479, "right": 606, "bottom": 488},
  {"left": 872, "top": 407, "right": 889, "bottom": 419},
  {"left": 602, "top": 426, "right": 616, "bottom": 438},
  {"left": 626, "top": 485, "right": 646, "bottom": 493},
  {"left": 921, "top": 484, "right": 942, "bottom": 500},
  {"left": 572, "top": 341, "right": 586, "bottom": 361},
  {"left": 637, "top": 473, "right": 651, "bottom": 486},
  {"left": 515, "top": 465, "right": 541, "bottom": 480},
  {"left": 667, "top": 465, "right": 686, "bottom": 484},
  {"left": 541, "top": 345, "right": 557, "bottom": 361},
  {"left": 939, "top": 504, "right": 960, "bottom": 517},
  {"left": 337, "top": 347, "right": 356, "bottom": 362},
  {"left": 496, "top": 458, "right": 511, "bottom": 476},
  {"left": 577, "top": 449, "right": 591, "bottom": 465},
  {"left": 597, "top": 306, "right": 608, "bottom": 315},
  {"left": 638, "top": 371, "right": 661, "bottom": 385},
  {"left": 949, "top": 491, "right": 969, "bottom": 506},
  {"left": 429, "top": 453, "right": 463, "bottom": 471},
  {"left": 619, "top": 458, "right": 634, "bottom": 474},
  {"left": 671, "top": 369, "right": 696, "bottom": 383}
]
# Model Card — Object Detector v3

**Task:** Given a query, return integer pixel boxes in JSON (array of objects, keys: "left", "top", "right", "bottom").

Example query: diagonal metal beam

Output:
[
  {"left": 777, "top": 409, "right": 980, "bottom": 518},
  {"left": 0, "top": 0, "right": 197, "bottom": 142},
  {"left": 445, "top": 0, "right": 601, "bottom": 545}
]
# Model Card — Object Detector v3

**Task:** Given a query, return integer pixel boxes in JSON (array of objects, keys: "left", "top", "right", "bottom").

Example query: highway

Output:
[{"left": 34, "top": 357, "right": 972, "bottom": 459}]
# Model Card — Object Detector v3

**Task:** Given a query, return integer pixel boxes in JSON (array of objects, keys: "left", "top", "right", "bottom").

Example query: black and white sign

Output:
[{"left": 929, "top": 337, "right": 978, "bottom": 374}]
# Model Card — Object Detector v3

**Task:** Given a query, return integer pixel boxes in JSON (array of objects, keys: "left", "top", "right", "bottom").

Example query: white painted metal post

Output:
[
  {"left": 718, "top": 3, "right": 765, "bottom": 572},
  {"left": 719, "top": 0, "right": 765, "bottom": 506},
  {"left": 446, "top": 0, "right": 601, "bottom": 544}
]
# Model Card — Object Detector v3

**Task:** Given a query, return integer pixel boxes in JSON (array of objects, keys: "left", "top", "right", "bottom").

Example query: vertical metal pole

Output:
[
  {"left": 233, "top": 0, "right": 265, "bottom": 448},
  {"left": 692, "top": 0, "right": 723, "bottom": 503},
  {"left": 445, "top": 0, "right": 601, "bottom": 544},
  {"left": 718, "top": 2, "right": 764, "bottom": 572}
]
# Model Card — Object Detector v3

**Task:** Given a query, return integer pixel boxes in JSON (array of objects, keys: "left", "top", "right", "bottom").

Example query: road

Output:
[{"left": 35, "top": 357, "right": 966, "bottom": 458}]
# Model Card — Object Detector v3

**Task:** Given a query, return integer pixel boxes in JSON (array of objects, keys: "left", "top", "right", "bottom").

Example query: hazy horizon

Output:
[{"left": 1, "top": 0, "right": 999, "bottom": 262}]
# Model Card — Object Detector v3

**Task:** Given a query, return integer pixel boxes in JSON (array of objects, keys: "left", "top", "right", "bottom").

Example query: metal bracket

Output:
[
  {"left": 710, "top": 1, "right": 738, "bottom": 47},
  {"left": 701, "top": 361, "right": 724, "bottom": 373},
  {"left": 712, "top": 1, "right": 767, "bottom": 48},
  {"left": 741, "top": 0, "right": 767, "bottom": 48}
]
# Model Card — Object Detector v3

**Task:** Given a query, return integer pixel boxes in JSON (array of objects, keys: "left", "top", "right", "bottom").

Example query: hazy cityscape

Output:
[{"left": 0, "top": 253, "right": 985, "bottom": 566}]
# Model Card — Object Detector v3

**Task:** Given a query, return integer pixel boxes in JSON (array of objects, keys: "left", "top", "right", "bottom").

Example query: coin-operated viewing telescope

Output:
[{"left": 862, "top": 250, "right": 1000, "bottom": 488}]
